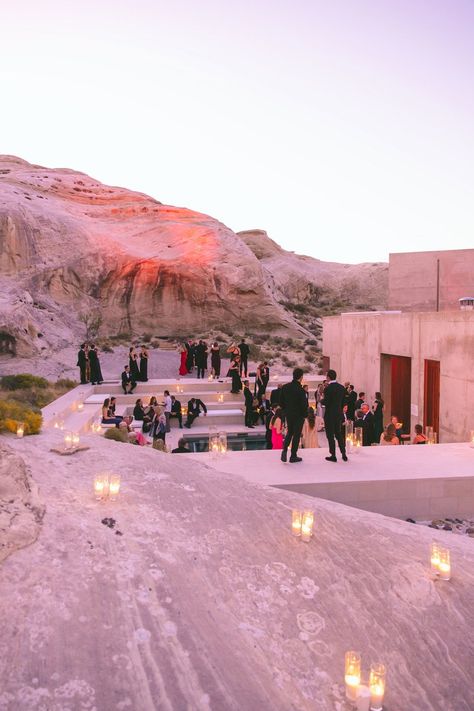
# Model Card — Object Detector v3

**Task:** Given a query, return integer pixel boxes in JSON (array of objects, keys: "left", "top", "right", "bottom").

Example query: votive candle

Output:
[
  {"left": 345, "top": 650, "right": 361, "bottom": 702},
  {"left": 291, "top": 510, "right": 302, "bottom": 537},
  {"left": 369, "top": 663, "right": 386, "bottom": 711}
]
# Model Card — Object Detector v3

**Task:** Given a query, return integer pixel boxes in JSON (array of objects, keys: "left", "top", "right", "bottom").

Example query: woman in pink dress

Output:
[
  {"left": 270, "top": 407, "right": 285, "bottom": 450},
  {"left": 178, "top": 344, "right": 188, "bottom": 376}
]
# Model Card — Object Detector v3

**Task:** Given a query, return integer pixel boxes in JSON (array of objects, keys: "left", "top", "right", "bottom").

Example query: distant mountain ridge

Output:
[{"left": 0, "top": 157, "right": 387, "bottom": 357}]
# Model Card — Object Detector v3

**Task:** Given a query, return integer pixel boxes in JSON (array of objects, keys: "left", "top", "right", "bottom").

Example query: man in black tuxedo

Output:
[
  {"left": 243, "top": 380, "right": 255, "bottom": 428},
  {"left": 121, "top": 365, "right": 136, "bottom": 394},
  {"left": 280, "top": 367, "right": 308, "bottom": 463},
  {"left": 77, "top": 344, "right": 88, "bottom": 384},
  {"left": 346, "top": 384, "right": 357, "bottom": 420},
  {"left": 238, "top": 338, "right": 250, "bottom": 377},
  {"left": 359, "top": 403, "right": 374, "bottom": 446},
  {"left": 321, "top": 369, "right": 347, "bottom": 462},
  {"left": 184, "top": 398, "right": 207, "bottom": 428},
  {"left": 355, "top": 392, "right": 365, "bottom": 412},
  {"left": 172, "top": 437, "right": 190, "bottom": 453},
  {"left": 270, "top": 383, "right": 282, "bottom": 407},
  {"left": 170, "top": 395, "right": 183, "bottom": 428}
]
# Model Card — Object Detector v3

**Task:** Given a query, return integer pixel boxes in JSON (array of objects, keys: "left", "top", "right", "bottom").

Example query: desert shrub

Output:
[
  {"left": 141, "top": 333, "right": 152, "bottom": 343},
  {"left": 0, "top": 400, "right": 42, "bottom": 435},
  {"left": 281, "top": 355, "right": 297, "bottom": 368},
  {"left": 104, "top": 427, "right": 129, "bottom": 443},
  {"left": 150, "top": 339, "right": 161, "bottom": 348},
  {"left": 304, "top": 352, "right": 314, "bottom": 363},
  {"left": 1, "top": 374, "right": 49, "bottom": 390},
  {"left": 304, "top": 338, "right": 318, "bottom": 346},
  {"left": 101, "top": 344, "right": 114, "bottom": 353},
  {"left": 55, "top": 378, "right": 77, "bottom": 389}
]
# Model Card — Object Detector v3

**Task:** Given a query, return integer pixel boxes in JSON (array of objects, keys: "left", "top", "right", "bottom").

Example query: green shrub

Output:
[
  {"left": 0, "top": 399, "right": 42, "bottom": 435},
  {"left": 55, "top": 378, "right": 77, "bottom": 389},
  {"left": 1, "top": 374, "right": 49, "bottom": 390},
  {"left": 101, "top": 344, "right": 114, "bottom": 353}
]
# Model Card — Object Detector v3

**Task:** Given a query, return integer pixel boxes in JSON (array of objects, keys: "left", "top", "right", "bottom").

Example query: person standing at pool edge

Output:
[
  {"left": 321, "top": 369, "right": 348, "bottom": 462},
  {"left": 280, "top": 367, "right": 307, "bottom": 463}
]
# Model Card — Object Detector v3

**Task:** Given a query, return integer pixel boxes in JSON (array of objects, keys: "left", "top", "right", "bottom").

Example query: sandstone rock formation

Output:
[
  {"left": 0, "top": 157, "right": 387, "bottom": 360},
  {"left": 0, "top": 431, "right": 473, "bottom": 710},
  {"left": 0, "top": 442, "right": 44, "bottom": 564},
  {"left": 239, "top": 229, "right": 388, "bottom": 310}
]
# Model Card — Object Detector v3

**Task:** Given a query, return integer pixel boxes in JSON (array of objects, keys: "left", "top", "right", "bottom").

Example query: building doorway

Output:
[
  {"left": 424, "top": 359, "right": 440, "bottom": 436},
  {"left": 380, "top": 354, "right": 412, "bottom": 434}
]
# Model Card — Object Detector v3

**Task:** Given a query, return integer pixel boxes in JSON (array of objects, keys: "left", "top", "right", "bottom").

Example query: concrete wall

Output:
[
  {"left": 322, "top": 311, "right": 474, "bottom": 442},
  {"left": 389, "top": 249, "right": 474, "bottom": 312}
]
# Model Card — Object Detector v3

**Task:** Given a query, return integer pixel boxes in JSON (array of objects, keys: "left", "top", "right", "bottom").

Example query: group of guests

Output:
[
  {"left": 179, "top": 339, "right": 222, "bottom": 378},
  {"left": 120, "top": 345, "right": 150, "bottom": 393},
  {"left": 77, "top": 343, "right": 104, "bottom": 385}
]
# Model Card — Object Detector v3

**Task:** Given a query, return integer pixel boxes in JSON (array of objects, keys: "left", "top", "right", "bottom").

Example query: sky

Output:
[{"left": 0, "top": 0, "right": 473, "bottom": 263}]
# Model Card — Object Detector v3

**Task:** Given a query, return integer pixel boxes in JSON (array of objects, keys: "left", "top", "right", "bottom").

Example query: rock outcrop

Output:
[
  {"left": 0, "top": 157, "right": 387, "bottom": 358},
  {"left": 0, "top": 431, "right": 473, "bottom": 710},
  {"left": 239, "top": 229, "right": 388, "bottom": 310},
  {"left": 0, "top": 442, "right": 44, "bottom": 564}
]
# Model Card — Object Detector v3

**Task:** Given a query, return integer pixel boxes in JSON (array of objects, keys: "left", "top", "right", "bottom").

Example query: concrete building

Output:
[
  {"left": 389, "top": 248, "right": 474, "bottom": 312},
  {"left": 323, "top": 249, "right": 474, "bottom": 443}
]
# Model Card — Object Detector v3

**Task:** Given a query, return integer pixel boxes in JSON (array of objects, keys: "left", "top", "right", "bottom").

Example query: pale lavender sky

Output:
[{"left": 1, "top": 0, "right": 473, "bottom": 263}]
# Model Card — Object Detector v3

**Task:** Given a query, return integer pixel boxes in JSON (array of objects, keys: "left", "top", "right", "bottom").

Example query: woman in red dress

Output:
[{"left": 178, "top": 344, "right": 188, "bottom": 376}]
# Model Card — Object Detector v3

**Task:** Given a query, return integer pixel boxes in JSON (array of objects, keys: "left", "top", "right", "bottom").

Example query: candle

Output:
[
  {"left": 438, "top": 548, "right": 451, "bottom": 581},
  {"left": 291, "top": 510, "right": 302, "bottom": 537},
  {"left": 218, "top": 432, "right": 228, "bottom": 454},
  {"left": 369, "top": 663, "right": 386, "bottom": 711},
  {"left": 218, "top": 393, "right": 224, "bottom": 403},
  {"left": 16, "top": 423, "right": 25, "bottom": 438},
  {"left": 356, "top": 685, "right": 371, "bottom": 711},
  {"left": 300, "top": 510, "right": 314, "bottom": 542},
  {"left": 94, "top": 475, "right": 106, "bottom": 500},
  {"left": 109, "top": 474, "right": 121, "bottom": 501},
  {"left": 345, "top": 651, "right": 361, "bottom": 702},
  {"left": 77, "top": 402, "right": 84, "bottom": 412},
  {"left": 64, "top": 431, "right": 73, "bottom": 449},
  {"left": 430, "top": 542, "right": 440, "bottom": 575},
  {"left": 72, "top": 433, "right": 80, "bottom": 447}
]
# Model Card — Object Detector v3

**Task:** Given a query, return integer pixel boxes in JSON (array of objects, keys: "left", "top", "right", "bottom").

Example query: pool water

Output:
[{"left": 183, "top": 433, "right": 269, "bottom": 452}]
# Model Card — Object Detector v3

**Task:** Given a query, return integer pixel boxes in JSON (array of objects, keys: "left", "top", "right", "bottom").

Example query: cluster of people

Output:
[
  {"left": 179, "top": 339, "right": 222, "bottom": 378},
  {"left": 77, "top": 343, "right": 104, "bottom": 385}
]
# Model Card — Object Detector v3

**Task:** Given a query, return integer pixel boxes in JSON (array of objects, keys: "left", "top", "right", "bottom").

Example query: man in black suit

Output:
[
  {"left": 355, "top": 392, "right": 365, "bottom": 412},
  {"left": 346, "top": 384, "right": 357, "bottom": 420},
  {"left": 170, "top": 395, "right": 183, "bottom": 428},
  {"left": 359, "top": 403, "right": 374, "bottom": 446},
  {"left": 243, "top": 380, "right": 255, "bottom": 428},
  {"left": 280, "top": 367, "right": 308, "bottom": 463},
  {"left": 184, "top": 398, "right": 207, "bottom": 428},
  {"left": 270, "top": 383, "right": 282, "bottom": 407},
  {"left": 321, "top": 369, "right": 347, "bottom": 462},
  {"left": 238, "top": 338, "right": 250, "bottom": 377},
  {"left": 172, "top": 437, "right": 190, "bottom": 453},
  {"left": 121, "top": 365, "right": 136, "bottom": 394},
  {"left": 77, "top": 344, "right": 88, "bottom": 384}
]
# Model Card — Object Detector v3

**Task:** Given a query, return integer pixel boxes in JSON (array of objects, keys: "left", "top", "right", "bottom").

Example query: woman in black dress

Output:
[
  {"left": 210, "top": 342, "right": 221, "bottom": 378},
  {"left": 89, "top": 344, "right": 103, "bottom": 385},
  {"left": 256, "top": 362, "right": 269, "bottom": 397},
  {"left": 139, "top": 345, "right": 149, "bottom": 382},
  {"left": 129, "top": 346, "right": 140, "bottom": 382},
  {"left": 229, "top": 356, "right": 242, "bottom": 394},
  {"left": 372, "top": 392, "right": 384, "bottom": 443}
]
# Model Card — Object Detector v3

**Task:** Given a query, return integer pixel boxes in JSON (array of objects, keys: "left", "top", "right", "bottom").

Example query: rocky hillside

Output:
[
  {"left": 0, "top": 157, "right": 387, "bottom": 358},
  {"left": 239, "top": 229, "right": 388, "bottom": 333}
]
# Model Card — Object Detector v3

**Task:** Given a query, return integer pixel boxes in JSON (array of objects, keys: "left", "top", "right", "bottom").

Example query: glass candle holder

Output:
[
  {"left": 438, "top": 547, "right": 451, "bottom": 581},
  {"left": 301, "top": 510, "right": 314, "bottom": 542},
  {"left": 354, "top": 427, "right": 363, "bottom": 451},
  {"left": 430, "top": 541, "right": 440, "bottom": 575},
  {"left": 209, "top": 434, "right": 220, "bottom": 458},
  {"left": 369, "top": 663, "right": 386, "bottom": 711},
  {"left": 345, "top": 650, "right": 361, "bottom": 701},
  {"left": 16, "top": 422, "right": 25, "bottom": 438},
  {"left": 77, "top": 402, "right": 84, "bottom": 412},
  {"left": 291, "top": 510, "right": 302, "bottom": 537},
  {"left": 218, "top": 431, "right": 228, "bottom": 455},
  {"left": 94, "top": 473, "right": 109, "bottom": 500},
  {"left": 109, "top": 473, "right": 121, "bottom": 501},
  {"left": 425, "top": 426, "right": 434, "bottom": 441},
  {"left": 427, "top": 432, "right": 438, "bottom": 445},
  {"left": 218, "top": 393, "right": 224, "bottom": 403},
  {"left": 64, "top": 431, "right": 73, "bottom": 449},
  {"left": 72, "top": 432, "right": 80, "bottom": 447}
]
